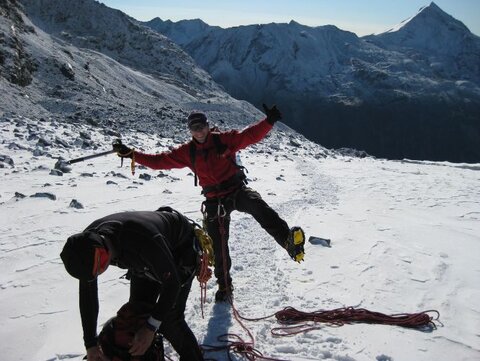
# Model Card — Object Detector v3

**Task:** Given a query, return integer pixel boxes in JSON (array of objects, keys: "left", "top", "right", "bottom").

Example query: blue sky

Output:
[{"left": 100, "top": 0, "right": 480, "bottom": 36}]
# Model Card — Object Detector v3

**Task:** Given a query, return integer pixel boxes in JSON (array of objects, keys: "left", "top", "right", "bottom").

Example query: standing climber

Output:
[{"left": 114, "top": 105, "right": 305, "bottom": 302}]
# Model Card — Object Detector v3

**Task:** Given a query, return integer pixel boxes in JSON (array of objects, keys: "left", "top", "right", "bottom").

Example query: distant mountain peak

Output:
[
  {"left": 421, "top": 1, "right": 443, "bottom": 13},
  {"left": 384, "top": 1, "right": 470, "bottom": 35}
]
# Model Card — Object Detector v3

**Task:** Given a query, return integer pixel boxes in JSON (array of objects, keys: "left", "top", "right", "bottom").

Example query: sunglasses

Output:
[
  {"left": 92, "top": 247, "right": 110, "bottom": 278},
  {"left": 189, "top": 123, "right": 208, "bottom": 132}
]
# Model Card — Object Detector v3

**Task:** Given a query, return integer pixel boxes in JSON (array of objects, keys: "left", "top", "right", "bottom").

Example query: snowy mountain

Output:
[
  {"left": 144, "top": 2, "right": 480, "bottom": 163},
  {"left": 0, "top": 0, "right": 275, "bottom": 139},
  {"left": 366, "top": 3, "right": 480, "bottom": 80}
]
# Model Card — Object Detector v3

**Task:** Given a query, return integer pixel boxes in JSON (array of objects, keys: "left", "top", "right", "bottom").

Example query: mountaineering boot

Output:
[
  {"left": 215, "top": 284, "right": 233, "bottom": 303},
  {"left": 285, "top": 226, "right": 305, "bottom": 262}
]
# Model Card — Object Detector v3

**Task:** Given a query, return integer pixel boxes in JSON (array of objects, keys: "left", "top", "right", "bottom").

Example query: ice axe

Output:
[{"left": 55, "top": 139, "right": 124, "bottom": 172}]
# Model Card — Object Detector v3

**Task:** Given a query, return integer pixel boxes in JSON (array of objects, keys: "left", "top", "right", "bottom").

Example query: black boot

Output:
[
  {"left": 215, "top": 284, "right": 233, "bottom": 303},
  {"left": 285, "top": 226, "right": 305, "bottom": 262}
]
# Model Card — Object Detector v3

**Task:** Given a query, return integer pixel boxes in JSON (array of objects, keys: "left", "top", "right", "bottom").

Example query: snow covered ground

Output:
[{"left": 1, "top": 116, "right": 479, "bottom": 361}]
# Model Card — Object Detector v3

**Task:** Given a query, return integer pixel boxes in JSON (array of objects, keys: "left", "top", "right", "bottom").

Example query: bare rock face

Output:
[{"left": 0, "top": 0, "right": 37, "bottom": 86}]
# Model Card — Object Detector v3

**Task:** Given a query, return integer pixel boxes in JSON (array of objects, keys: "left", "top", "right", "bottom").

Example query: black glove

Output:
[
  {"left": 112, "top": 139, "right": 133, "bottom": 158},
  {"left": 262, "top": 103, "right": 282, "bottom": 125}
]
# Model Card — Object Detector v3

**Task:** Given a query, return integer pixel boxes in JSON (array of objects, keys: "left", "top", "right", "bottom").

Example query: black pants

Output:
[
  {"left": 204, "top": 186, "right": 290, "bottom": 289},
  {"left": 129, "top": 276, "right": 204, "bottom": 361}
]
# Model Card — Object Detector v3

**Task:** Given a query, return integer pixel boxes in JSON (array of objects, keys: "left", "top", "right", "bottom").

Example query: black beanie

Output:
[
  {"left": 187, "top": 112, "right": 208, "bottom": 128},
  {"left": 60, "top": 231, "right": 104, "bottom": 281}
]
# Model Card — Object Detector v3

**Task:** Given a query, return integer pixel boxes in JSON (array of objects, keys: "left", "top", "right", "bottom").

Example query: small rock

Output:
[
  {"left": 33, "top": 148, "right": 47, "bottom": 156},
  {"left": 106, "top": 180, "right": 117, "bottom": 185},
  {"left": 69, "top": 199, "right": 84, "bottom": 209},
  {"left": 289, "top": 137, "right": 301, "bottom": 147},
  {"left": 55, "top": 137, "right": 69, "bottom": 147},
  {"left": 54, "top": 159, "right": 72, "bottom": 173},
  {"left": 14, "top": 192, "right": 26, "bottom": 199},
  {"left": 8, "top": 142, "right": 28, "bottom": 150},
  {"left": 60, "top": 62, "right": 75, "bottom": 80},
  {"left": 50, "top": 169, "right": 63, "bottom": 176},
  {"left": 30, "top": 192, "right": 56, "bottom": 200},
  {"left": 37, "top": 137, "right": 52, "bottom": 147},
  {"left": 80, "top": 131, "right": 91, "bottom": 140},
  {"left": 0, "top": 155, "right": 14, "bottom": 167},
  {"left": 139, "top": 173, "right": 151, "bottom": 181},
  {"left": 33, "top": 165, "right": 50, "bottom": 171},
  {"left": 105, "top": 129, "right": 121, "bottom": 137}
]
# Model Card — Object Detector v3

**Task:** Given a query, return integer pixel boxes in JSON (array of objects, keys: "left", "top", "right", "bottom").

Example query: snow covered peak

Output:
[{"left": 373, "top": 1, "right": 476, "bottom": 55}]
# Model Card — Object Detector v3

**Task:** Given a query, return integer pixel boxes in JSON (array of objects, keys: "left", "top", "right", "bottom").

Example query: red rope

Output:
[
  {"left": 201, "top": 333, "right": 290, "bottom": 361},
  {"left": 200, "top": 206, "right": 288, "bottom": 361},
  {"left": 197, "top": 252, "right": 212, "bottom": 318},
  {"left": 270, "top": 306, "right": 440, "bottom": 336}
]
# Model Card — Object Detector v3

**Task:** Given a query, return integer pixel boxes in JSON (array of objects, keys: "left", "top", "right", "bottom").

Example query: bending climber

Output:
[{"left": 60, "top": 208, "right": 205, "bottom": 361}]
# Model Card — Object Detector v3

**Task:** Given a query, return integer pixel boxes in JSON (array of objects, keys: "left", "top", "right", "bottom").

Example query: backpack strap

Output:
[
  {"left": 211, "top": 133, "right": 228, "bottom": 154},
  {"left": 189, "top": 142, "right": 198, "bottom": 187},
  {"left": 188, "top": 132, "right": 248, "bottom": 188}
]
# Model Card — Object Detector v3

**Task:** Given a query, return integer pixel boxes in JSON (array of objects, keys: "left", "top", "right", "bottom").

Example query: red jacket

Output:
[{"left": 134, "top": 118, "right": 273, "bottom": 198}]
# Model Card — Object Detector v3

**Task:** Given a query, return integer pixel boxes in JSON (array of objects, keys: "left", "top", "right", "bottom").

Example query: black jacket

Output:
[{"left": 79, "top": 210, "right": 198, "bottom": 348}]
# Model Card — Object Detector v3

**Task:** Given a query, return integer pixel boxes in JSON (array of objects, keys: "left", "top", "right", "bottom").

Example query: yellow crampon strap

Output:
[{"left": 194, "top": 227, "right": 215, "bottom": 266}]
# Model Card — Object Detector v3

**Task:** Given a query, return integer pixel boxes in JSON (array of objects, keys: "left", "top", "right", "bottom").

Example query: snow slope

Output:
[{"left": 1, "top": 115, "right": 479, "bottom": 361}]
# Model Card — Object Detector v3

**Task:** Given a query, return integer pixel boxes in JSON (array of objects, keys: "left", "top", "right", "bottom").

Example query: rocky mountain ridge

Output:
[{"left": 1, "top": 0, "right": 281, "bottom": 143}]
